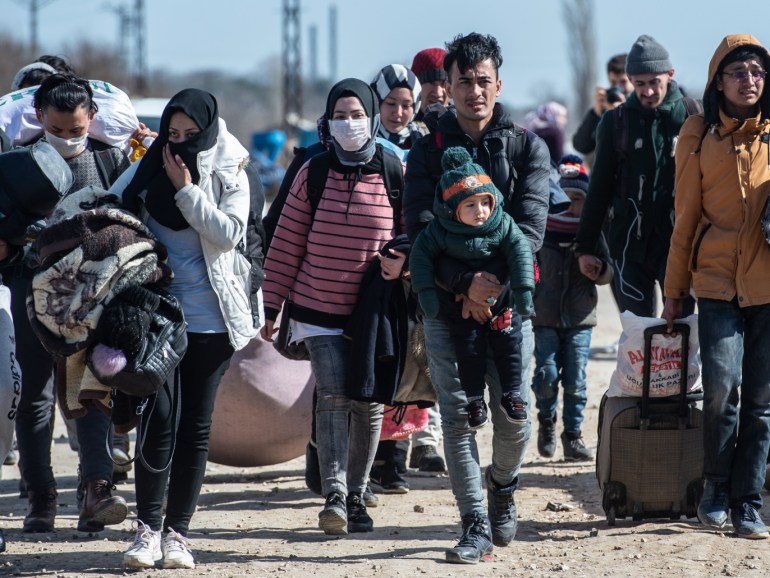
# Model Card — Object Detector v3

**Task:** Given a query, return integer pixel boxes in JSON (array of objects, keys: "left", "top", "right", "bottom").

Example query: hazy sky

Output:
[{"left": 2, "top": 0, "right": 768, "bottom": 114}]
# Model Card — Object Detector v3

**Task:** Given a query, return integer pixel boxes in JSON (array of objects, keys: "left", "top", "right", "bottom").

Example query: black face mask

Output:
[{"left": 122, "top": 89, "right": 219, "bottom": 230}]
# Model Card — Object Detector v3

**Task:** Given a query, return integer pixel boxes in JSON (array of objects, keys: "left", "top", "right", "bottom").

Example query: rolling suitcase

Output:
[{"left": 596, "top": 322, "right": 703, "bottom": 525}]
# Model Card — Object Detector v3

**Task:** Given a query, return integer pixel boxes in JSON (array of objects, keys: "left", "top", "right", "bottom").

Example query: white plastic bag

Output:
[
  {"left": 0, "top": 284, "right": 21, "bottom": 460},
  {"left": 607, "top": 311, "right": 701, "bottom": 398},
  {"left": 0, "top": 80, "right": 139, "bottom": 153}
]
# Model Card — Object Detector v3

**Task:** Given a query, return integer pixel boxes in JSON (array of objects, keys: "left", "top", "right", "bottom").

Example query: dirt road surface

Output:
[{"left": 1, "top": 285, "right": 768, "bottom": 577}]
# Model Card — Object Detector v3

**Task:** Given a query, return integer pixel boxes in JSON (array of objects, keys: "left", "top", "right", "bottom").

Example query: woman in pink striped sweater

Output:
[{"left": 260, "top": 78, "right": 405, "bottom": 536}]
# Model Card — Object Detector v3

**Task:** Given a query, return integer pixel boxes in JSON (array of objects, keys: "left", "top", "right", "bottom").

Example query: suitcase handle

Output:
[{"left": 641, "top": 322, "right": 690, "bottom": 422}]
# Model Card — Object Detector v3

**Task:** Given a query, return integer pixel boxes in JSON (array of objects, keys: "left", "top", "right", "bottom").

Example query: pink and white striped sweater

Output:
[{"left": 263, "top": 159, "right": 402, "bottom": 329}]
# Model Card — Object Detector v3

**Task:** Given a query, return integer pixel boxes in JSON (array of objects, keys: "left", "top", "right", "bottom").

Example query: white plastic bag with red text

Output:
[
  {"left": 607, "top": 311, "right": 701, "bottom": 398},
  {"left": 0, "top": 285, "right": 21, "bottom": 460}
]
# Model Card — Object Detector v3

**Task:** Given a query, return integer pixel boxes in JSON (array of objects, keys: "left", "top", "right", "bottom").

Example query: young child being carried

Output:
[{"left": 409, "top": 147, "right": 535, "bottom": 429}]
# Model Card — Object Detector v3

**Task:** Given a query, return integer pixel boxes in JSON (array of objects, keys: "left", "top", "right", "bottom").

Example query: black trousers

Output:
[
  {"left": 449, "top": 309, "right": 523, "bottom": 401},
  {"left": 134, "top": 332, "right": 234, "bottom": 534}
]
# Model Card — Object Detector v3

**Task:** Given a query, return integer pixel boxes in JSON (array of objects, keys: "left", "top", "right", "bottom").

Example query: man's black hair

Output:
[
  {"left": 36, "top": 54, "right": 77, "bottom": 76},
  {"left": 33, "top": 73, "right": 98, "bottom": 115},
  {"left": 607, "top": 54, "right": 627, "bottom": 75},
  {"left": 704, "top": 45, "right": 770, "bottom": 125},
  {"left": 443, "top": 32, "right": 503, "bottom": 77},
  {"left": 18, "top": 68, "right": 54, "bottom": 89}
]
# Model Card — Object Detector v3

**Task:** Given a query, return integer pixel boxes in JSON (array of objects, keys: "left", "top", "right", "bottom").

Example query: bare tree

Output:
[{"left": 561, "top": 0, "right": 596, "bottom": 130}]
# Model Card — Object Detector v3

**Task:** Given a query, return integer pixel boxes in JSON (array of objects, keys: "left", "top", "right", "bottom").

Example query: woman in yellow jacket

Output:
[{"left": 662, "top": 34, "right": 770, "bottom": 540}]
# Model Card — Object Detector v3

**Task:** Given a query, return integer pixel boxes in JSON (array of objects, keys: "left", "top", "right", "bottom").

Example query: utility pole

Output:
[
  {"left": 14, "top": 0, "right": 57, "bottom": 56},
  {"left": 134, "top": 0, "right": 147, "bottom": 95},
  {"left": 329, "top": 5, "right": 337, "bottom": 82},
  {"left": 105, "top": 2, "right": 132, "bottom": 69},
  {"left": 282, "top": 0, "right": 302, "bottom": 138}
]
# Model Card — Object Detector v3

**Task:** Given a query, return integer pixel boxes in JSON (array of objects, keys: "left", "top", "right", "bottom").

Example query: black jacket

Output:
[
  {"left": 575, "top": 82, "right": 690, "bottom": 263},
  {"left": 533, "top": 231, "right": 613, "bottom": 329},
  {"left": 344, "top": 235, "right": 412, "bottom": 404},
  {"left": 404, "top": 103, "right": 550, "bottom": 295},
  {"left": 572, "top": 108, "right": 601, "bottom": 155}
]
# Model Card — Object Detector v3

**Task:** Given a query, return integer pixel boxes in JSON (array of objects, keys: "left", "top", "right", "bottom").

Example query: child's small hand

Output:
[
  {"left": 578, "top": 254, "right": 602, "bottom": 281},
  {"left": 378, "top": 249, "right": 406, "bottom": 280}
]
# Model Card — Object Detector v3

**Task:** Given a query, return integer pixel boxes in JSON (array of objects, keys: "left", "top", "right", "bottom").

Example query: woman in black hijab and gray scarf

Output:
[{"left": 111, "top": 88, "right": 257, "bottom": 569}]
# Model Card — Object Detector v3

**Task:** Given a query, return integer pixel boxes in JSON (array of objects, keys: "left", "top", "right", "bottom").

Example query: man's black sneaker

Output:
[
  {"left": 500, "top": 392, "right": 527, "bottom": 423},
  {"left": 446, "top": 513, "right": 493, "bottom": 564},
  {"left": 561, "top": 431, "right": 593, "bottom": 461},
  {"left": 467, "top": 398, "right": 488, "bottom": 430},
  {"left": 318, "top": 491, "right": 347, "bottom": 535},
  {"left": 409, "top": 444, "right": 446, "bottom": 472},
  {"left": 346, "top": 493, "right": 374, "bottom": 533},
  {"left": 485, "top": 468, "right": 518, "bottom": 547},
  {"left": 369, "top": 462, "right": 409, "bottom": 494},
  {"left": 305, "top": 442, "right": 322, "bottom": 495},
  {"left": 537, "top": 415, "right": 557, "bottom": 458}
]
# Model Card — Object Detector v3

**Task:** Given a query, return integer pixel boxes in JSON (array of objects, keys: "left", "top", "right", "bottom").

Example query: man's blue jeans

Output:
[
  {"left": 305, "top": 335, "right": 384, "bottom": 498},
  {"left": 531, "top": 326, "right": 591, "bottom": 435},
  {"left": 698, "top": 298, "right": 770, "bottom": 509},
  {"left": 423, "top": 317, "right": 533, "bottom": 518}
]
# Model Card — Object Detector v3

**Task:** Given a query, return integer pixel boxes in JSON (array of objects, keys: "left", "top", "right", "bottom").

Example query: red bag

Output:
[{"left": 379, "top": 405, "right": 429, "bottom": 441}]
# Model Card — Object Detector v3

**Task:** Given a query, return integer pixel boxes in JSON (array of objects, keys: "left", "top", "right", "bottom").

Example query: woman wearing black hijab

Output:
[
  {"left": 261, "top": 78, "right": 406, "bottom": 536},
  {"left": 112, "top": 89, "right": 256, "bottom": 569}
]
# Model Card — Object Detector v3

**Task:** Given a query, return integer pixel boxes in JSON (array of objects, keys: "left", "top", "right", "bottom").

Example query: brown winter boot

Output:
[
  {"left": 77, "top": 479, "right": 128, "bottom": 532},
  {"left": 23, "top": 488, "right": 57, "bottom": 532}
]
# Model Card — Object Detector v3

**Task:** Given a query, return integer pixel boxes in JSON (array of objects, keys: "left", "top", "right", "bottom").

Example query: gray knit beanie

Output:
[{"left": 625, "top": 35, "right": 673, "bottom": 75}]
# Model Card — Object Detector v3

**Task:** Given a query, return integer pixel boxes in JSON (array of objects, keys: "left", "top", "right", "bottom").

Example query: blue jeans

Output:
[
  {"left": 698, "top": 298, "right": 770, "bottom": 509},
  {"left": 422, "top": 317, "right": 533, "bottom": 518},
  {"left": 305, "top": 335, "right": 384, "bottom": 497},
  {"left": 531, "top": 326, "right": 591, "bottom": 435}
]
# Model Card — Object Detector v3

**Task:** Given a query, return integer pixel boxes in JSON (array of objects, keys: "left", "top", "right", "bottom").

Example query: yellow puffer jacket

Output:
[
  {"left": 665, "top": 110, "right": 770, "bottom": 306},
  {"left": 666, "top": 34, "right": 770, "bottom": 306}
]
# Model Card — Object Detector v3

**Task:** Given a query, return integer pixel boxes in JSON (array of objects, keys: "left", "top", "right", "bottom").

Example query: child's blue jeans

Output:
[{"left": 531, "top": 326, "right": 592, "bottom": 435}]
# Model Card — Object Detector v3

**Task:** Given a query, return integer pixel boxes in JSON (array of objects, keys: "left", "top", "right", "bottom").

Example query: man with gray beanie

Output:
[{"left": 574, "top": 34, "right": 699, "bottom": 318}]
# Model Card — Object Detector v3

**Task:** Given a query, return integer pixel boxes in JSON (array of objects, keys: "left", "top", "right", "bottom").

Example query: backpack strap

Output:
[
  {"left": 379, "top": 145, "right": 404, "bottom": 235},
  {"left": 612, "top": 105, "right": 630, "bottom": 200},
  {"left": 90, "top": 139, "right": 122, "bottom": 188},
  {"left": 503, "top": 123, "right": 527, "bottom": 185},
  {"left": 306, "top": 150, "right": 332, "bottom": 218}
]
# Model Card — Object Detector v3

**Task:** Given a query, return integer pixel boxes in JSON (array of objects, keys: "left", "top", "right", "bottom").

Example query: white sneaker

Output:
[
  {"left": 162, "top": 528, "right": 195, "bottom": 569},
  {"left": 123, "top": 520, "right": 161, "bottom": 568}
]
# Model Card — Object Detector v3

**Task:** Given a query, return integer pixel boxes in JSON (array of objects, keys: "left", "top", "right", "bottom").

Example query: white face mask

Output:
[
  {"left": 45, "top": 131, "right": 88, "bottom": 159},
  {"left": 328, "top": 118, "right": 371, "bottom": 151}
]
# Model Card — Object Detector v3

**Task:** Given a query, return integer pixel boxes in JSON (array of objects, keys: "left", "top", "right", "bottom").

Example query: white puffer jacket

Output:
[{"left": 110, "top": 118, "right": 258, "bottom": 350}]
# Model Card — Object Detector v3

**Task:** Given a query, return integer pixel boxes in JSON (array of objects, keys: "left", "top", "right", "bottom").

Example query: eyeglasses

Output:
[{"left": 722, "top": 69, "right": 767, "bottom": 83}]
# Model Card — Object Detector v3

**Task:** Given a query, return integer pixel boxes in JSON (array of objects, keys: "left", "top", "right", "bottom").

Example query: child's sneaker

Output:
[
  {"left": 500, "top": 392, "right": 527, "bottom": 423},
  {"left": 467, "top": 398, "right": 489, "bottom": 430},
  {"left": 123, "top": 520, "right": 161, "bottom": 568},
  {"left": 161, "top": 528, "right": 195, "bottom": 569}
]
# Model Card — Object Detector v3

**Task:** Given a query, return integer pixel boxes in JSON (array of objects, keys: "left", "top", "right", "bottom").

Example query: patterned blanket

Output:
[{"left": 27, "top": 186, "right": 172, "bottom": 416}]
